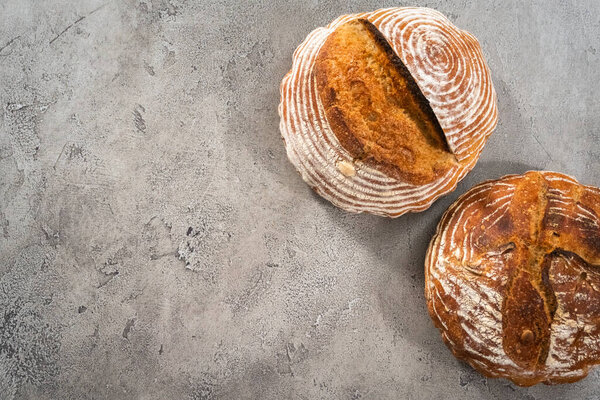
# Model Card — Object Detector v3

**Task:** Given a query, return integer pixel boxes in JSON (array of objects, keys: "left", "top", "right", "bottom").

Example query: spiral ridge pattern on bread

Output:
[
  {"left": 279, "top": 7, "right": 497, "bottom": 217},
  {"left": 372, "top": 8, "right": 498, "bottom": 160},
  {"left": 425, "top": 171, "right": 600, "bottom": 386}
]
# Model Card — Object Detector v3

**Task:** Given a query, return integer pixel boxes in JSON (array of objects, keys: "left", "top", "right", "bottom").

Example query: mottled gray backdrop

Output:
[{"left": 1, "top": 0, "right": 599, "bottom": 399}]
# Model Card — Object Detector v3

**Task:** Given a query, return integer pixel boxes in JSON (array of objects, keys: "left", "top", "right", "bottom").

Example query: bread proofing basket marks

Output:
[{"left": 279, "top": 7, "right": 498, "bottom": 217}]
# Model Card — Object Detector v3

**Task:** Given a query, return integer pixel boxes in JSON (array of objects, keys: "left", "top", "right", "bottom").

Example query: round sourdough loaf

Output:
[
  {"left": 425, "top": 171, "right": 600, "bottom": 386},
  {"left": 279, "top": 7, "right": 498, "bottom": 217}
]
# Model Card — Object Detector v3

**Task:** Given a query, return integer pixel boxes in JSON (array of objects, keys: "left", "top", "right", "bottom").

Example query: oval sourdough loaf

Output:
[
  {"left": 279, "top": 7, "right": 497, "bottom": 217},
  {"left": 426, "top": 171, "right": 600, "bottom": 386}
]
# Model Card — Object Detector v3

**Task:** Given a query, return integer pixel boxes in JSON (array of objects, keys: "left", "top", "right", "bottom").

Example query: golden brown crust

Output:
[
  {"left": 314, "top": 19, "right": 457, "bottom": 186},
  {"left": 279, "top": 7, "right": 498, "bottom": 217},
  {"left": 425, "top": 171, "right": 600, "bottom": 386}
]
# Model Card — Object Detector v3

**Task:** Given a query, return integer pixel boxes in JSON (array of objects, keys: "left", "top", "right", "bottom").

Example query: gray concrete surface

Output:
[{"left": 0, "top": 0, "right": 599, "bottom": 398}]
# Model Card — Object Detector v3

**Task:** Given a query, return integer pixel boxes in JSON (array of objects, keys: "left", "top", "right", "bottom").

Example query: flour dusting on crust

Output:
[{"left": 279, "top": 7, "right": 498, "bottom": 217}]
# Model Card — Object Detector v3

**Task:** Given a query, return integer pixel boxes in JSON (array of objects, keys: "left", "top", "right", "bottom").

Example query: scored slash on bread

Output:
[
  {"left": 425, "top": 171, "right": 600, "bottom": 386},
  {"left": 314, "top": 18, "right": 457, "bottom": 186},
  {"left": 279, "top": 7, "right": 498, "bottom": 217}
]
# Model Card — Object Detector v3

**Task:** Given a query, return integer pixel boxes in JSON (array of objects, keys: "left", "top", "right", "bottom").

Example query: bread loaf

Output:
[
  {"left": 279, "top": 7, "right": 497, "bottom": 217},
  {"left": 425, "top": 171, "right": 600, "bottom": 386}
]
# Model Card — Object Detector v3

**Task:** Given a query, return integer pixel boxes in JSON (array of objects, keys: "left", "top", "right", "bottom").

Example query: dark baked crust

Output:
[
  {"left": 425, "top": 171, "right": 600, "bottom": 386},
  {"left": 314, "top": 19, "right": 457, "bottom": 185},
  {"left": 279, "top": 7, "right": 498, "bottom": 217}
]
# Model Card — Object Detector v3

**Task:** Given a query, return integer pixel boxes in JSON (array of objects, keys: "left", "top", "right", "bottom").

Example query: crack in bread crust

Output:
[
  {"left": 425, "top": 171, "right": 600, "bottom": 386},
  {"left": 315, "top": 19, "right": 457, "bottom": 186},
  {"left": 279, "top": 7, "right": 498, "bottom": 217}
]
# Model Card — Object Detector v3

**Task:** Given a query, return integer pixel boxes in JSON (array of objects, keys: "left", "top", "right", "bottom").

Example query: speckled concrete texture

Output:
[{"left": 0, "top": 0, "right": 599, "bottom": 399}]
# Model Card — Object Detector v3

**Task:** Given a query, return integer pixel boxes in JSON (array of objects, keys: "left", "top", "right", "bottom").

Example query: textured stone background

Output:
[{"left": 1, "top": 0, "right": 599, "bottom": 399}]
